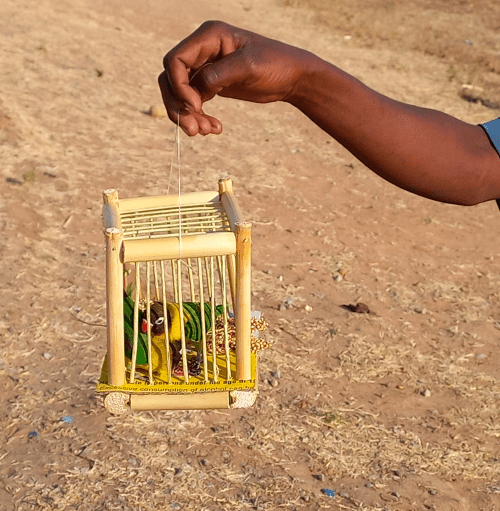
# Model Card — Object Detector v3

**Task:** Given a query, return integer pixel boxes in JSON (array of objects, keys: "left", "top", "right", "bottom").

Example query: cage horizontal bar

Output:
[
  {"left": 220, "top": 191, "right": 246, "bottom": 230},
  {"left": 118, "top": 191, "right": 220, "bottom": 213},
  {"left": 130, "top": 392, "right": 230, "bottom": 410},
  {"left": 123, "top": 232, "right": 237, "bottom": 262}
]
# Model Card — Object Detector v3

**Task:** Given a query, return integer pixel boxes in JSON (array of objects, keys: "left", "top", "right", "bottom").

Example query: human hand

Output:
[{"left": 159, "top": 20, "right": 312, "bottom": 136}]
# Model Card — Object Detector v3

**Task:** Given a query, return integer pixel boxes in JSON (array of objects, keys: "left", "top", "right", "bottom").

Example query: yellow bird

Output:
[{"left": 137, "top": 302, "right": 184, "bottom": 378}]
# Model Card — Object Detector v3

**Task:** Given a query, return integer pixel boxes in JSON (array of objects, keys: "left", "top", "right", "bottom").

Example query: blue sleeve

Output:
[{"left": 479, "top": 117, "right": 500, "bottom": 210}]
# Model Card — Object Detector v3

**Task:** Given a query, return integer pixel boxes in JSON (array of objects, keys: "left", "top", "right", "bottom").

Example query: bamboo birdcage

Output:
[{"left": 96, "top": 179, "right": 259, "bottom": 414}]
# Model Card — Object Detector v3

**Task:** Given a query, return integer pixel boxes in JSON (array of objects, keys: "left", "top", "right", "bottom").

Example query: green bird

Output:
[{"left": 123, "top": 295, "right": 178, "bottom": 378}]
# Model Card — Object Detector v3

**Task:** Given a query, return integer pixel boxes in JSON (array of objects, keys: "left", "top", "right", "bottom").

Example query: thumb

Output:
[{"left": 190, "top": 48, "right": 253, "bottom": 103}]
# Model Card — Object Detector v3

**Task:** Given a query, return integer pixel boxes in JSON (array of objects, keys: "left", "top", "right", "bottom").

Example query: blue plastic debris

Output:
[
  {"left": 321, "top": 489, "right": 335, "bottom": 498},
  {"left": 61, "top": 416, "right": 73, "bottom": 423},
  {"left": 28, "top": 431, "right": 38, "bottom": 438}
]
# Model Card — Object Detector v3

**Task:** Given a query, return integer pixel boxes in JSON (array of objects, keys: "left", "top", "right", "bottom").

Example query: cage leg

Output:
[
  {"left": 105, "top": 227, "right": 125, "bottom": 386},
  {"left": 235, "top": 222, "right": 252, "bottom": 380}
]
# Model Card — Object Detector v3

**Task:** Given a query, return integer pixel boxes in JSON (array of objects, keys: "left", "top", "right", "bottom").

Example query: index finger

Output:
[{"left": 162, "top": 21, "right": 246, "bottom": 112}]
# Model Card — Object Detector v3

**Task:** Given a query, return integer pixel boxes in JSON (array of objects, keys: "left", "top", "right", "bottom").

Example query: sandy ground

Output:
[{"left": 1, "top": 0, "right": 500, "bottom": 509}]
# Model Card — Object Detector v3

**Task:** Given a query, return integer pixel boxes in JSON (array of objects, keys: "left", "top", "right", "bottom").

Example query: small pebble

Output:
[
  {"left": 304, "top": 304, "right": 313, "bottom": 312},
  {"left": 392, "top": 491, "right": 400, "bottom": 498},
  {"left": 428, "top": 488, "right": 437, "bottom": 495},
  {"left": 313, "top": 474, "right": 325, "bottom": 481},
  {"left": 321, "top": 489, "right": 335, "bottom": 498},
  {"left": 339, "top": 492, "right": 350, "bottom": 499},
  {"left": 79, "top": 446, "right": 96, "bottom": 461},
  {"left": 170, "top": 503, "right": 181, "bottom": 510},
  {"left": 365, "top": 483, "right": 373, "bottom": 488},
  {"left": 270, "top": 370, "right": 281, "bottom": 379},
  {"left": 476, "top": 353, "right": 487, "bottom": 360},
  {"left": 199, "top": 459, "right": 208, "bottom": 467},
  {"left": 148, "top": 105, "right": 166, "bottom": 118},
  {"left": 422, "top": 389, "right": 431, "bottom": 398},
  {"left": 174, "top": 467, "right": 183, "bottom": 476},
  {"left": 42, "top": 352, "right": 52, "bottom": 360}
]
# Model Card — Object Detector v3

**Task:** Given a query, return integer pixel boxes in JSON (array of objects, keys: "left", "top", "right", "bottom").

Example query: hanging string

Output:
[
  {"left": 176, "top": 114, "right": 182, "bottom": 262},
  {"left": 167, "top": 114, "right": 183, "bottom": 262}
]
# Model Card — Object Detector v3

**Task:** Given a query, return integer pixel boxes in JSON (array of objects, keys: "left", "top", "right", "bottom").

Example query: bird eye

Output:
[{"left": 155, "top": 317, "right": 164, "bottom": 326}]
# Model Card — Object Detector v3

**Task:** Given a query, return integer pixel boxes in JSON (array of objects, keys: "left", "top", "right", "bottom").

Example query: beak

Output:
[{"left": 141, "top": 318, "right": 149, "bottom": 334}]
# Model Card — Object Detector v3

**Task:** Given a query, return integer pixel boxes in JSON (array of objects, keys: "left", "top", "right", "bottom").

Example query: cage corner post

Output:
[
  {"left": 103, "top": 189, "right": 125, "bottom": 387},
  {"left": 235, "top": 221, "right": 252, "bottom": 381},
  {"left": 218, "top": 177, "right": 233, "bottom": 195}
]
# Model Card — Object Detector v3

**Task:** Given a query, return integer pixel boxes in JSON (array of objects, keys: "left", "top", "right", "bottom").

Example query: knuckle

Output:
[
  {"left": 157, "top": 70, "right": 167, "bottom": 86},
  {"left": 200, "top": 20, "right": 225, "bottom": 30},
  {"left": 163, "top": 52, "right": 174, "bottom": 70},
  {"left": 167, "top": 110, "right": 177, "bottom": 123}
]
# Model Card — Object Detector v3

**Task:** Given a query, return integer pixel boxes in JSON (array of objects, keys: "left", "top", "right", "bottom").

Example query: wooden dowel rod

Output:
[
  {"left": 177, "top": 260, "right": 189, "bottom": 383},
  {"left": 218, "top": 256, "right": 231, "bottom": 380},
  {"left": 187, "top": 258, "right": 196, "bottom": 301},
  {"left": 130, "top": 392, "right": 229, "bottom": 411},
  {"left": 160, "top": 260, "right": 172, "bottom": 383},
  {"left": 204, "top": 257, "right": 212, "bottom": 301},
  {"left": 153, "top": 261, "right": 160, "bottom": 301},
  {"left": 121, "top": 215, "right": 226, "bottom": 232},
  {"left": 123, "top": 232, "right": 236, "bottom": 263},
  {"left": 235, "top": 222, "right": 252, "bottom": 381},
  {"left": 121, "top": 205, "right": 225, "bottom": 222},
  {"left": 171, "top": 260, "right": 178, "bottom": 303},
  {"left": 220, "top": 191, "right": 245, "bottom": 232},
  {"left": 146, "top": 263, "right": 153, "bottom": 385},
  {"left": 118, "top": 191, "right": 220, "bottom": 213},
  {"left": 197, "top": 258, "right": 208, "bottom": 382},
  {"left": 227, "top": 254, "right": 237, "bottom": 312},
  {"left": 105, "top": 227, "right": 125, "bottom": 387},
  {"left": 210, "top": 257, "right": 218, "bottom": 382},
  {"left": 129, "top": 262, "right": 141, "bottom": 383}
]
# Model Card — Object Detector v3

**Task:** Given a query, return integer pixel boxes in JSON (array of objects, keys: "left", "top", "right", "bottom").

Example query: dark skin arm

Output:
[{"left": 159, "top": 20, "right": 500, "bottom": 206}]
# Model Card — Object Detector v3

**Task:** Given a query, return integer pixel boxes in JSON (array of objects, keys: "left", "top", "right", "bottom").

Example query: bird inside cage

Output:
[{"left": 123, "top": 292, "right": 229, "bottom": 381}]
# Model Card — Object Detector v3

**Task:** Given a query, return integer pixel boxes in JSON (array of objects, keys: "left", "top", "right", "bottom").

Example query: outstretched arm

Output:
[{"left": 159, "top": 21, "right": 500, "bottom": 206}]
